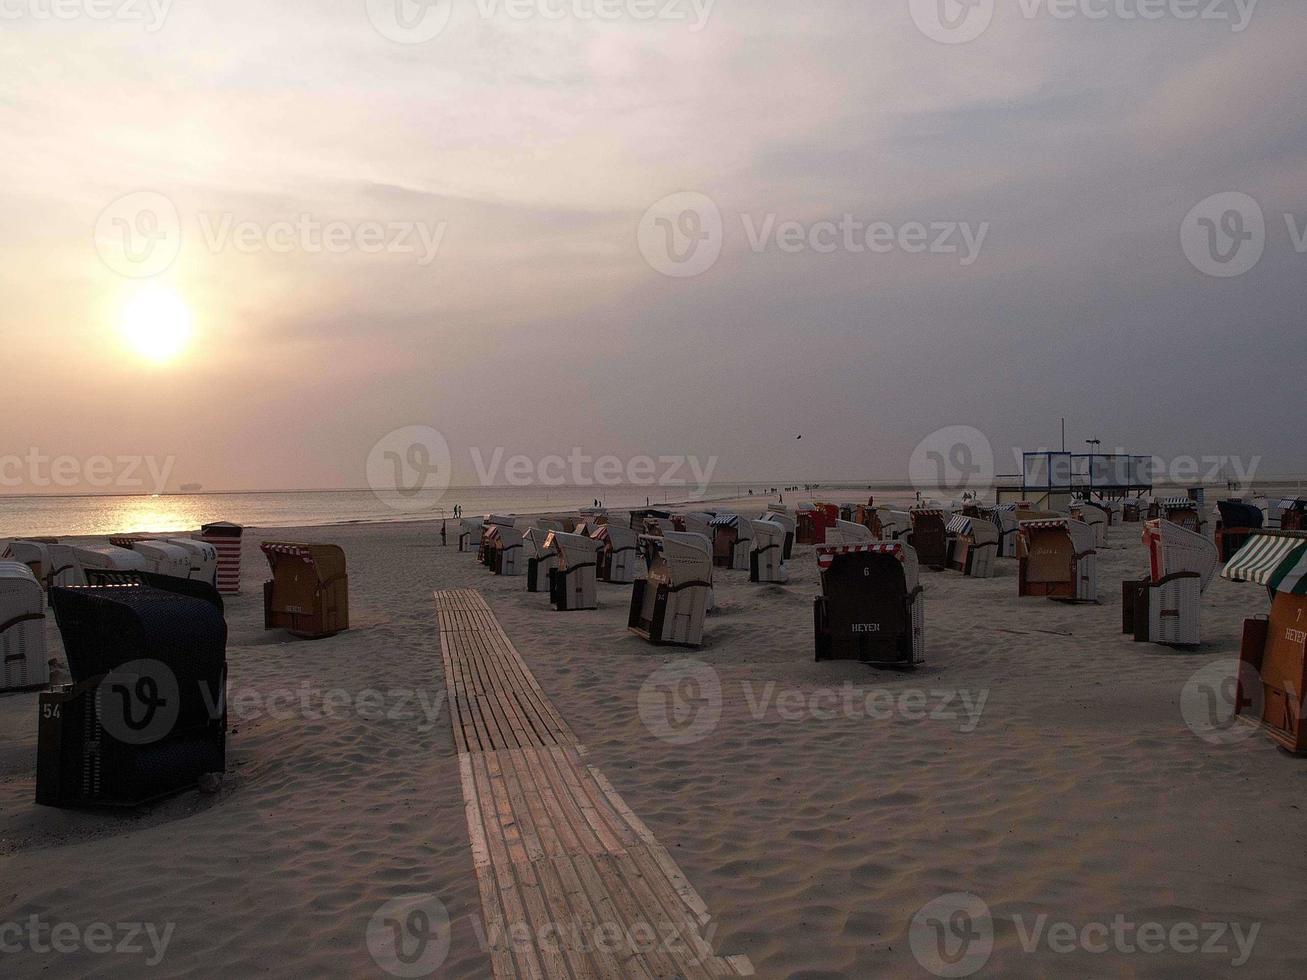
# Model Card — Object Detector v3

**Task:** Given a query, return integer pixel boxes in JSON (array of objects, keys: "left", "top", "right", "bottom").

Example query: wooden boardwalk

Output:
[{"left": 436, "top": 589, "right": 753, "bottom": 979}]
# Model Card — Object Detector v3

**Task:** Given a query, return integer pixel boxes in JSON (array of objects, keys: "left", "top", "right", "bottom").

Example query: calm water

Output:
[
  {"left": 0, "top": 483, "right": 858, "bottom": 538},
  {"left": 4, "top": 479, "right": 1300, "bottom": 540}
]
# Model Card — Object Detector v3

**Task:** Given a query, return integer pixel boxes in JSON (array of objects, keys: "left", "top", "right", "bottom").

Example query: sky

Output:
[{"left": 2, "top": 0, "right": 1305, "bottom": 494}]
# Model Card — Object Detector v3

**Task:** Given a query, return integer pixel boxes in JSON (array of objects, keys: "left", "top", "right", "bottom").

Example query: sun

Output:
[{"left": 121, "top": 285, "right": 193, "bottom": 364}]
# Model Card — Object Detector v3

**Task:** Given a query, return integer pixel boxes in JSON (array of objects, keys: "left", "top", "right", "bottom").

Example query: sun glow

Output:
[{"left": 120, "top": 285, "right": 193, "bottom": 364}]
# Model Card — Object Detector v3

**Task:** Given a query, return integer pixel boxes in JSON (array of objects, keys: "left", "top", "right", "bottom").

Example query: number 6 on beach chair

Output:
[
  {"left": 628, "top": 532, "right": 713, "bottom": 646},
  {"left": 546, "top": 532, "right": 600, "bottom": 611},
  {"left": 814, "top": 543, "right": 924, "bottom": 668}
]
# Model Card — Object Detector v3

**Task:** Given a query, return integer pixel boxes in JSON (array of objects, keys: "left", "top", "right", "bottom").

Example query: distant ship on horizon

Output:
[{"left": 179, "top": 483, "right": 203, "bottom": 493}]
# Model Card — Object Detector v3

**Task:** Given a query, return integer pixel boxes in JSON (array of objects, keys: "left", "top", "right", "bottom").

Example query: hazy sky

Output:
[{"left": 2, "top": 0, "right": 1305, "bottom": 493}]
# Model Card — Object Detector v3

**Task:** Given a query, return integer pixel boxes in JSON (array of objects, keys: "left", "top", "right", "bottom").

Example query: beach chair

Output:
[
  {"left": 1280, "top": 499, "right": 1307, "bottom": 532},
  {"left": 1216, "top": 501, "right": 1264, "bottom": 562},
  {"left": 749, "top": 519, "right": 790, "bottom": 584},
  {"left": 1224, "top": 531, "right": 1307, "bottom": 752},
  {"left": 764, "top": 505, "right": 797, "bottom": 559},
  {"left": 36, "top": 578, "right": 226, "bottom": 807},
  {"left": 814, "top": 542, "right": 924, "bottom": 668},
  {"left": 1122, "top": 520, "right": 1219, "bottom": 647},
  {"left": 628, "top": 532, "right": 713, "bottom": 646},
  {"left": 1122, "top": 500, "right": 1144, "bottom": 524},
  {"left": 874, "top": 507, "right": 911, "bottom": 542},
  {"left": 163, "top": 538, "right": 220, "bottom": 586},
  {"left": 44, "top": 544, "right": 84, "bottom": 588},
  {"left": 795, "top": 503, "right": 831, "bottom": 545},
  {"left": 1017, "top": 518, "right": 1098, "bottom": 602},
  {"left": 459, "top": 518, "right": 484, "bottom": 554},
  {"left": 1159, "top": 497, "right": 1202, "bottom": 532},
  {"left": 0, "top": 562, "right": 47, "bottom": 691},
  {"left": 478, "top": 516, "right": 516, "bottom": 565},
  {"left": 676, "top": 512, "right": 715, "bottom": 539},
  {"left": 199, "top": 521, "right": 243, "bottom": 594},
  {"left": 533, "top": 518, "right": 566, "bottom": 534},
  {"left": 1075, "top": 504, "right": 1109, "bottom": 547},
  {"left": 260, "top": 542, "right": 349, "bottom": 639},
  {"left": 579, "top": 507, "right": 609, "bottom": 528},
  {"left": 546, "top": 532, "right": 600, "bottom": 611},
  {"left": 592, "top": 523, "right": 640, "bottom": 584},
  {"left": 70, "top": 543, "right": 148, "bottom": 577},
  {"left": 709, "top": 514, "right": 752, "bottom": 571},
  {"left": 909, "top": 508, "right": 950, "bottom": 571},
  {"left": 628, "top": 509, "right": 671, "bottom": 531},
  {"left": 1, "top": 540, "right": 54, "bottom": 587},
  {"left": 825, "top": 520, "right": 876, "bottom": 547},
  {"left": 484, "top": 523, "right": 525, "bottom": 576},
  {"left": 523, "top": 528, "right": 558, "bottom": 593},
  {"left": 946, "top": 514, "right": 999, "bottom": 578},
  {"left": 111, "top": 538, "right": 194, "bottom": 580},
  {"left": 984, "top": 506, "right": 1020, "bottom": 558}
]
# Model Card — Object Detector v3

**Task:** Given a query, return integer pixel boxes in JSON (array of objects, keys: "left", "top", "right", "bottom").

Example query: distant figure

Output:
[{"left": 440, "top": 521, "right": 447, "bottom": 546}]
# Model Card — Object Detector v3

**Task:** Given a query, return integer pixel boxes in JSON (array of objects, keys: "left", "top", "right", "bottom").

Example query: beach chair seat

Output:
[
  {"left": 629, "top": 532, "right": 712, "bottom": 647},
  {"left": 37, "top": 579, "right": 226, "bottom": 807},
  {"left": 593, "top": 523, "right": 640, "bottom": 584},
  {"left": 1018, "top": 518, "right": 1098, "bottom": 602},
  {"left": 709, "top": 514, "right": 752, "bottom": 571},
  {"left": 814, "top": 543, "right": 923, "bottom": 668},
  {"left": 946, "top": 514, "right": 999, "bottom": 578},
  {"left": 523, "top": 528, "right": 558, "bottom": 593},
  {"left": 546, "top": 532, "right": 600, "bottom": 611},
  {"left": 261, "top": 542, "right": 349, "bottom": 639},
  {"left": 1122, "top": 520, "right": 1218, "bottom": 647},
  {"left": 199, "top": 522, "right": 243, "bottom": 595},
  {"left": 483, "top": 523, "right": 525, "bottom": 576},
  {"left": 0, "top": 562, "right": 47, "bottom": 691},
  {"left": 1216, "top": 501, "right": 1264, "bottom": 562},
  {"left": 749, "top": 519, "right": 790, "bottom": 584},
  {"left": 1224, "top": 532, "right": 1307, "bottom": 752},
  {"left": 909, "top": 508, "right": 950, "bottom": 571}
]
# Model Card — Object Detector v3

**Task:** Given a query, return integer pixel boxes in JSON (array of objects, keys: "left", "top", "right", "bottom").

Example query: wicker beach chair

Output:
[
  {"left": 749, "top": 519, "right": 790, "bottom": 584},
  {"left": 628, "top": 532, "right": 713, "bottom": 647},
  {"left": 592, "top": 523, "right": 640, "bottom": 584},
  {"left": 0, "top": 562, "right": 47, "bottom": 692},
  {"left": 1122, "top": 520, "right": 1219, "bottom": 647},
  {"left": 1017, "top": 517, "right": 1098, "bottom": 602},
  {"left": 546, "top": 532, "right": 600, "bottom": 611},
  {"left": 814, "top": 542, "right": 923, "bottom": 668},
  {"left": 260, "top": 542, "right": 349, "bottom": 638}
]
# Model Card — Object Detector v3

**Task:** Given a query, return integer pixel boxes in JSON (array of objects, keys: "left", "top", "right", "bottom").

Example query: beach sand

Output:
[{"left": 3, "top": 506, "right": 1306, "bottom": 978}]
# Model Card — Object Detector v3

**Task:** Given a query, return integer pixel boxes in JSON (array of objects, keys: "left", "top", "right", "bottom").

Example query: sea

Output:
[
  {"left": 0, "top": 483, "right": 871, "bottom": 539},
  {"left": 3, "top": 479, "right": 1300, "bottom": 540}
]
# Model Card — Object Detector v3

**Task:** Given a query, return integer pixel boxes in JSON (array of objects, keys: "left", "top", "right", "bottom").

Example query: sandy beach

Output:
[{"left": 3, "top": 505, "right": 1306, "bottom": 978}]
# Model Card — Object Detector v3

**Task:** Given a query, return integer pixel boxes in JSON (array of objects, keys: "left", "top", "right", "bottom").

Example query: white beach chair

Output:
[
  {"left": 485, "top": 524, "right": 525, "bottom": 576},
  {"left": 163, "top": 538, "right": 220, "bottom": 585},
  {"left": 763, "top": 506, "right": 797, "bottom": 559},
  {"left": 0, "top": 561, "right": 47, "bottom": 691},
  {"left": 459, "top": 518, "right": 484, "bottom": 554},
  {"left": 131, "top": 541, "right": 194, "bottom": 580},
  {"left": 46, "top": 544, "right": 85, "bottom": 588},
  {"left": 676, "top": 512, "right": 714, "bottom": 538},
  {"left": 709, "top": 514, "right": 753, "bottom": 571},
  {"left": 875, "top": 508, "right": 912, "bottom": 542},
  {"left": 2, "top": 540, "right": 53, "bottom": 587},
  {"left": 70, "top": 544, "right": 148, "bottom": 575},
  {"left": 825, "top": 520, "right": 876, "bottom": 547},
  {"left": 592, "top": 523, "right": 640, "bottom": 584},
  {"left": 545, "top": 531, "right": 600, "bottom": 611},
  {"left": 946, "top": 514, "right": 999, "bottom": 578},
  {"left": 629, "top": 532, "right": 713, "bottom": 647},
  {"left": 523, "top": 528, "right": 558, "bottom": 593},
  {"left": 1122, "top": 519, "right": 1220, "bottom": 647},
  {"left": 749, "top": 519, "right": 790, "bottom": 584}
]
